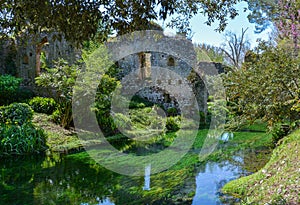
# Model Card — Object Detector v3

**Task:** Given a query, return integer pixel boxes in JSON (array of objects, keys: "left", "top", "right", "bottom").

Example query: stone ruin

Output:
[
  {"left": 0, "top": 31, "right": 225, "bottom": 118},
  {"left": 0, "top": 33, "right": 80, "bottom": 85},
  {"left": 116, "top": 51, "right": 208, "bottom": 116}
]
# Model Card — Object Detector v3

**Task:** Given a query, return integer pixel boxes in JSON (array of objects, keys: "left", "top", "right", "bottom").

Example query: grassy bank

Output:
[
  {"left": 222, "top": 129, "right": 300, "bottom": 204},
  {"left": 32, "top": 113, "right": 102, "bottom": 153}
]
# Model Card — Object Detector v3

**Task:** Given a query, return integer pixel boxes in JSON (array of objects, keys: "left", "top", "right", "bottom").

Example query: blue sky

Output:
[{"left": 161, "top": 2, "right": 272, "bottom": 49}]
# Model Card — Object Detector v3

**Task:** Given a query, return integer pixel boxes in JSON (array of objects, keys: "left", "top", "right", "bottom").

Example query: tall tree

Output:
[{"left": 221, "top": 28, "right": 251, "bottom": 69}]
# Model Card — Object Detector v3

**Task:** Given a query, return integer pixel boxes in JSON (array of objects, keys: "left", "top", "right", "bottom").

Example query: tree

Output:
[
  {"left": 221, "top": 28, "right": 251, "bottom": 69},
  {"left": 225, "top": 41, "right": 300, "bottom": 128},
  {"left": 0, "top": 0, "right": 243, "bottom": 43},
  {"left": 276, "top": 0, "right": 300, "bottom": 54},
  {"left": 35, "top": 59, "right": 80, "bottom": 128},
  {"left": 246, "top": 0, "right": 278, "bottom": 33},
  {"left": 246, "top": 0, "right": 300, "bottom": 53}
]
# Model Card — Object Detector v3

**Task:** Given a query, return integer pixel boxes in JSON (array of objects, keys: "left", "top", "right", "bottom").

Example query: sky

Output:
[{"left": 161, "top": 2, "right": 272, "bottom": 49}]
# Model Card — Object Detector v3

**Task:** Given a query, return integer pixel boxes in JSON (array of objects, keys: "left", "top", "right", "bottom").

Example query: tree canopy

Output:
[
  {"left": 225, "top": 41, "right": 300, "bottom": 128},
  {"left": 0, "top": 0, "right": 242, "bottom": 44},
  {"left": 246, "top": 0, "right": 300, "bottom": 50}
]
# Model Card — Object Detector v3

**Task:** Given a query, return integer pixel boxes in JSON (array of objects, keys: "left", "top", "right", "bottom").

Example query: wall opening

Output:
[
  {"left": 167, "top": 56, "right": 175, "bottom": 66},
  {"left": 139, "top": 52, "right": 151, "bottom": 79}
]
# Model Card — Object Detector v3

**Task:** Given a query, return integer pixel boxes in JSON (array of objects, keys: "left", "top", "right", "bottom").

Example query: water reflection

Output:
[
  {"left": 192, "top": 161, "right": 242, "bottom": 205},
  {"left": 143, "top": 164, "right": 151, "bottom": 191},
  {"left": 220, "top": 132, "right": 234, "bottom": 142},
  {"left": 81, "top": 198, "right": 114, "bottom": 205},
  {"left": 0, "top": 147, "right": 270, "bottom": 205}
]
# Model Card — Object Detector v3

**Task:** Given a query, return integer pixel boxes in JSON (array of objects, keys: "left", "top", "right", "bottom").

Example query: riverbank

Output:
[{"left": 222, "top": 128, "right": 300, "bottom": 204}]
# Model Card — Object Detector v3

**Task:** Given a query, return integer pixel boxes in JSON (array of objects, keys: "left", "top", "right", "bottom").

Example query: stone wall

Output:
[
  {"left": 117, "top": 51, "right": 207, "bottom": 116},
  {"left": 1, "top": 33, "right": 80, "bottom": 85}
]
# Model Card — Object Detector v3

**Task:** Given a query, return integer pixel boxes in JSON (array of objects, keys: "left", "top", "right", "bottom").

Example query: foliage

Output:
[
  {"left": 166, "top": 116, "right": 181, "bottom": 132},
  {"left": 0, "top": 123, "right": 47, "bottom": 156},
  {"left": 225, "top": 42, "right": 300, "bottom": 128},
  {"left": 270, "top": 123, "right": 290, "bottom": 145},
  {"left": 167, "top": 107, "right": 178, "bottom": 117},
  {"left": 36, "top": 42, "right": 119, "bottom": 131},
  {"left": 276, "top": 0, "right": 300, "bottom": 53},
  {"left": 29, "top": 97, "right": 57, "bottom": 115},
  {"left": 50, "top": 109, "right": 62, "bottom": 125},
  {"left": 15, "top": 87, "right": 35, "bottom": 103},
  {"left": 207, "top": 99, "right": 229, "bottom": 127},
  {"left": 0, "top": 103, "right": 48, "bottom": 156},
  {"left": 166, "top": 0, "right": 240, "bottom": 35},
  {"left": 246, "top": 0, "right": 278, "bottom": 33},
  {"left": 1, "top": 1, "right": 242, "bottom": 44},
  {"left": 0, "top": 75, "right": 22, "bottom": 105},
  {"left": 35, "top": 59, "right": 80, "bottom": 128},
  {"left": 247, "top": 0, "right": 300, "bottom": 51},
  {"left": 129, "top": 95, "right": 153, "bottom": 109},
  {"left": 0, "top": 103, "right": 33, "bottom": 126},
  {"left": 93, "top": 72, "right": 120, "bottom": 135}
]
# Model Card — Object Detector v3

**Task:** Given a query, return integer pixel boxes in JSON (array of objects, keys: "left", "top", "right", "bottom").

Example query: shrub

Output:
[
  {"left": 167, "top": 107, "right": 178, "bottom": 116},
  {"left": 166, "top": 117, "right": 180, "bottom": 132},
  {"left": 113, "top": 113, "right": 132, "bottom": 130},
  {"left": 35, "top": 59, "right": 79, "bottom": 128},
  {"left": 29, "top": 97, "right": 57, "bottom": 114},
  {"left": 0, "top": 75, "right": 22, "bottom": 105},
  {"left": 270, "top": 123, "right": 290, "bottom": 145},
  {"left": 51, "top": 109, "right": 62, "bottom": 124},
  {"left": 0, "top": 103, "right": 34, "bottom": 125},
  {"left": 0, "top": 123, "right": 47, "bottom": 156}
]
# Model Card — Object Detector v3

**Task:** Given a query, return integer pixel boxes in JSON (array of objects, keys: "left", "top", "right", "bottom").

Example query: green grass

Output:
[
  {"left": 199, "top": 126, "right": 273, "bottom": 163},
  {"left": 32, "top": 113, "right": 102, "bottom": 153},
  {"left": 222, "top": 128, "right": 300, "bottom": 204}
]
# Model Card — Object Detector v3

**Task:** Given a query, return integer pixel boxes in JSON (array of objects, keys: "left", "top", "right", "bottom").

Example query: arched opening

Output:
[{"left": 167, "top": 56, "right": 175, "bottom": 66}]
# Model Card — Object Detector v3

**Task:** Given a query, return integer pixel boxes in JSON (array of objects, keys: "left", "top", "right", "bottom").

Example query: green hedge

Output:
[{"left": 0, "top": 103, "right": 33, "bottom": 125}]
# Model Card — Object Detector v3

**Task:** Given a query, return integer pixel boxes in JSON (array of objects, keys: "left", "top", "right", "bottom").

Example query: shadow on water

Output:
[{"left": 0, "top": 140, "right": 271, "bottom": 205}]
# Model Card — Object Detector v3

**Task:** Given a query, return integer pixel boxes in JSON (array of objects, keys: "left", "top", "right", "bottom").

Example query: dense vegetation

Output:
[
  {"left": 0, "top": 103, "right": 47, "bottom": 156},
  {"left": 0, "top": 0, "right": 299, "bottom": 204}
]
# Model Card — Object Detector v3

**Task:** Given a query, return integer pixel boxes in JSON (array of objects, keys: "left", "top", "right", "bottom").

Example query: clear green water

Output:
[{"left": 0, "top": 147, "right": 270, "bottom": 205}]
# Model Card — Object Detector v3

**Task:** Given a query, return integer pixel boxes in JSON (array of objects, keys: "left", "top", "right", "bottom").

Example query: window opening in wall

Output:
[
  {"left": 167, "top": 56, "right": 175, "bottom": 66},
  {"left": 139, "top": 52, "right": 151, "bottom": 80}
]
